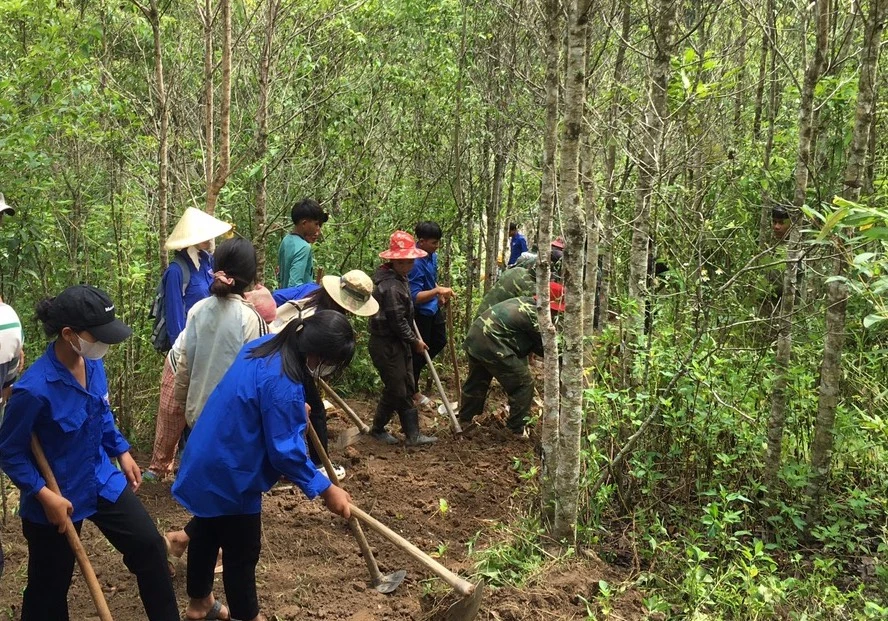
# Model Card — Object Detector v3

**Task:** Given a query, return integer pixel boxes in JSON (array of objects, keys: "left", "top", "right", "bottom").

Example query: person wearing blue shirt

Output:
[
  {"left": 173, "top": 310, "right": 353, "bottom": 621},
  {"left": 161, "top": 207, "right": 232, "bottom": 346},
  {"left": 508, "top": 222, "right": 528, "bottom": 266},
  {"left": 0, "top": 285, "right": 178, "bottom": 621},
  {"left": 408, "top": 221, "right": 454, "bottom": 406}
]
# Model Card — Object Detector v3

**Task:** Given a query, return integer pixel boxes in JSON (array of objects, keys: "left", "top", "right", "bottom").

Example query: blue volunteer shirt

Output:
[
  {"left": 172, "top": 335, "right": 330, "bottom": 517},
  {"left": 409, "top": 252, "right": 439, "bottom": 317},
  {"left": 508, "top": 233, "right": 528, "bottom": 266},
  {"left": 272, "top": 283, "right": 320, "bottom": 307},
  {"left": 0, "top": 343, "right": 131, "bottom": 524},
  {"left": 163, "top": 249, "right": 214, "bottom": 343}
]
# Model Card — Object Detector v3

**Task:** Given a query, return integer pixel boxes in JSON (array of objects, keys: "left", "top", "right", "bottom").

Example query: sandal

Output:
[{"left": 183, "top": 599, "right": 229, "bottom": 620}]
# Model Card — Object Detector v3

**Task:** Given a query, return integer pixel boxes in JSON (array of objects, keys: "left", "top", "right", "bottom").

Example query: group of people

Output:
[{"left": 0, "top": 195, "right": 565, "bottom": 620}]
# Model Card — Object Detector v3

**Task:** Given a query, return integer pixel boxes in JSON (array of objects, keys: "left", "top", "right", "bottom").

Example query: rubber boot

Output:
[
  {"left": 400, "top": 409, "right": 438, "bottom": 446},
  {"left": 370, "top": 405, "right": 400, "bottom": 445}
]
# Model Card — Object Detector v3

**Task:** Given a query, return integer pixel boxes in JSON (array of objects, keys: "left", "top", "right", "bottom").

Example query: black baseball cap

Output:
[{"left": 49, "top": 285, "right": 132, "bottom": 344}]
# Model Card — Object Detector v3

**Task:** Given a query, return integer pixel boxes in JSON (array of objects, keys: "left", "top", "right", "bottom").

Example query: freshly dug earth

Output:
[{"left": 0, "top": 397, "right": 643, "bottom": 620}]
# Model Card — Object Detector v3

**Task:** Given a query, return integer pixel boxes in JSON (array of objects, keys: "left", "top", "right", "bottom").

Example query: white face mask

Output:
[{"left": 72, "top": 334, "right": 110, "bottom": 360}]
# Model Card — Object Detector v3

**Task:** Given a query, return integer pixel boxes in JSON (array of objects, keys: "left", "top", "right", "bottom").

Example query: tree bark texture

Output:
[
  {"left": 207, "top": 0, "right": 231, "bottom": 216},
  {"left": 756, "top": 0, "right": 778, "bottom": 251},
  {"left": 764, "top": 0, "right": 829, "bottom": 486},
  {"left": 201, "top": 0, "right": 214, "bottom": 214},
  {"left": 538, "top": 0, "right": 561, "bottom": 530},
  {"left": 551, "top": 0, "right": 591, "bottom": 542},
  {"left": 597, "top": 0, "right": 630, "bottom": 332},
  {"left": 628, "top": 0, "right": 676, "bottom": 353},
  {"left": 806, "top": 0, "right": 884, "bottom": 527},
  {"left": 254, "top": 0, "right": 279, "bottom": 280}
]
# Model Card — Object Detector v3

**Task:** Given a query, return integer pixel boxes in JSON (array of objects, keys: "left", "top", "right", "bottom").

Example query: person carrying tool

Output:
[
  {"left": 408, "top": 221, "right": 454, "bottom": 408},
  {"left": 269, "top": 270, "right": 379, "bottom": 480},
  {"left": 458, "top": 282, "right": 566, "bottom": 437},
  {"left": 0, "top": 285, "right": 179, "bottom": 621},
  {"left": 369, "top": 231, "right": 438, "bottom": 445},
  {"left": 172, "top": 310, "right": 353, "bottom": 621}
]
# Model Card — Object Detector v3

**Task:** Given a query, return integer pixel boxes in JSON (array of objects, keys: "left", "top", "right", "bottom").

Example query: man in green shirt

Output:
[{"left": 278, "top": 198, "right": 329, "bottom": 288}]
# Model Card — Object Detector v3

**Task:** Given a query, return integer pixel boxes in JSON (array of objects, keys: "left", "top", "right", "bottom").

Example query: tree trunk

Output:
[
  {"left": 254, "top": 0, "right": 279, "bottom": 280},
  {"left": 805, "top": 0, "right": 883, "bottom": 527},
  {"left": 581, "top": 126, "right": 598, "bottom": 335},
  {"left": 484, "top": 143, "right": 506, "bottom": 292},
  {"left": 757, "top": 0, "right": 778, "bottom": 250},
  {"left": 551, "top": 0, "right": 591, "bottom": 542},
  {"left": 201, "top": 0, "right": 214, "bottom": 214},
  {"left": 538, "top": 0, "right": 561, "bottom": 530},
  {"left": 628, "top": 0, "right": 676, "bottom": 351},
  {"left": 597, "top": 0, "right": 630, "bottom": 332},
  {"left": 207, "top": 0, "right": 231, "bottom": 215},
  {"left": 764, "top": 0, "right": 829, "bottom": 487}
]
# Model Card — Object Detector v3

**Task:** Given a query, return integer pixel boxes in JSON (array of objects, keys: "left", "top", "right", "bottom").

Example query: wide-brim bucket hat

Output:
[
  {"left": 322, "top": 270, "right": 379, "bottom": 316},
  {"left": 379, "top": 231, "right": 428, "bottom": 260},
  {"left": 165, "top": 207, "right": 232, "bottom": 250}
]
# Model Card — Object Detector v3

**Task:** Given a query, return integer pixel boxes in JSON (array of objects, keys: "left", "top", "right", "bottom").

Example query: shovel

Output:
[
  {"left": 30, "top": 434, "right": 114, "bottom": 621},
  {"left": 349, "top": 505, "right": 485, "bottom": 620},
  {"left": 306, "top": 421, "right": 406, "bottom": 594},
  {"left": 413, "top": 320, "right": 461, "bottom": 434},
  {"left": 317, "top": 378, "right": 371, "bottom": 451}
]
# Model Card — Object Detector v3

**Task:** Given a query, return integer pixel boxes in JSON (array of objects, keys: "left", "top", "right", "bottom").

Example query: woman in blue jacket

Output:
[
  {"left": 173, "top": 310, "right": 353, "bottom": 621},
  {"left": 0, "top": 285, "right": 178, "bottom": 621}
]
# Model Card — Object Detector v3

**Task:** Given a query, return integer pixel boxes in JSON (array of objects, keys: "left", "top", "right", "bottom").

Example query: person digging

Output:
[
  {"left": 368, "top": 231, "right": 438, "bottom": 446},
  {"left": 458, "top": 282, "right": 566, "bottom": 437}
]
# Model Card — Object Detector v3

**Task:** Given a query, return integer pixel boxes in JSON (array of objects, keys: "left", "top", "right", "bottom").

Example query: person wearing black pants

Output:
[
  {"left": 186, "top": 514, "right": 262, "bottom": 621},
  {"left": 0, "top": 285, "right": 179, "bottom": 621},
  {"left": 21, "top": 488, "right": 178, "bottom": 621},
  {"left": 407, "top": 221, "right": 454, "bottom": 405}
]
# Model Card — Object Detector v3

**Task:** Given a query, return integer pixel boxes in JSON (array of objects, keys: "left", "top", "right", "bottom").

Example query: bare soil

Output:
[{"left": 0, "top": 396, "right": 644, "bottom": 620}]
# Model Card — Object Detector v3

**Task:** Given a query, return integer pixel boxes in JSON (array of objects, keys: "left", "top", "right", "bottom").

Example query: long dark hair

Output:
[
  {"left": 247, "top": 310, "right": 355, "bottom": 383},
  {"left": 210, "top": 238, "right": 257, "bottom": 296}
]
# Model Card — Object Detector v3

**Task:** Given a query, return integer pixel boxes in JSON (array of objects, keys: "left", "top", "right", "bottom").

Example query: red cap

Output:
[{"left": 551, "top": 237, "right": 565, "bottom": 249}]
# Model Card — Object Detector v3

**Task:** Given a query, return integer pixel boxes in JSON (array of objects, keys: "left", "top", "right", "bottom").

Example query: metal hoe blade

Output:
[
  {"left": 373, "top": 568, "right": 407, "bottom": 594},
  {"left": 441, "top": 582, "right": 485, "bottom": 621}
]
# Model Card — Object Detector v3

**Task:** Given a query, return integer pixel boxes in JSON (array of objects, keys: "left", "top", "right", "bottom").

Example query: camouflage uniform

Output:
[
  {"left": 474, "top": 266, "right": 535, "bottom": 318},
  {"left": 460, "top": 296, "right": 543, "bottom": 433}
]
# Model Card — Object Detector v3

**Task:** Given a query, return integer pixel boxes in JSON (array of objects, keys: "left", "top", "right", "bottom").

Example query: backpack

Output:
[{"left": 149, "top": 255, "right": 191, "bottom": 353}]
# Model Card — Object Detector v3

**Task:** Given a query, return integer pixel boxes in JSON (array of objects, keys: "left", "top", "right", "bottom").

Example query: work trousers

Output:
[
  {"left": 21, "top": 487, "right": 178, "bottom": 621},
  {"left": 369, "top": 334, "right": 415, "bottom": 423},
  {"left": 147, "top": 357, "right": 187, "bottom": 477},
  {"left": 187, "top": 513, "right": 262, "bottom": 621},
  {"left": 412, "top": 309, "right": 447, "bottom": 388},
  {"left": 303, "top": 376, "right": 329, "bottom": 466},
  {"left": 459, "top": 353, "right": 533, "bottom": 433}
]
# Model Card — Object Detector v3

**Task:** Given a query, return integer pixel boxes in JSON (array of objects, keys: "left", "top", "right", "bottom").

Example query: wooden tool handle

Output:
[
  {"left": 305, "top": 421, "right": 383, "bottom": 584},
  {"left": 349, "top": 504, "right": 475, "bottom": 597},
  {"left": 317, "top": 378, "right": 371, "bottom": 433},
  {"left": 413, "top": 321, "right": 462, "bottom": 433},
  {"left": 445, "top": 303, "right": 462, "bottom": 405},
  {"left": 30, "top": 435, "right": 114, "bottom": 621}
]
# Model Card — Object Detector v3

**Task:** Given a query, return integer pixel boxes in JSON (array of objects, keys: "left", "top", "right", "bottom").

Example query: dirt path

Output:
[{"left": 0, "top": 397, "right": 643, "bottom": 620}]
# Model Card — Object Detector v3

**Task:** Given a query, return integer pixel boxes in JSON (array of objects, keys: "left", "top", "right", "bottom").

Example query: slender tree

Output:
[
  {"left": 551, "top": 0, "right": 591, "bottom": 541},
  {"left": 764, "top": 0, "right": 830, "bottom": 487},
  {"left": 538, "top": 0, "right": 562, "bottom": 528},
  {"left": 805, "top": 0, "right": 884, "bottom": 526}
]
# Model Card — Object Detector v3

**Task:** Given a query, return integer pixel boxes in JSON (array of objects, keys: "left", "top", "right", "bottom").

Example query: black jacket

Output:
[{"left": 369, "top": 264, "right": 417, "bottom": 344}]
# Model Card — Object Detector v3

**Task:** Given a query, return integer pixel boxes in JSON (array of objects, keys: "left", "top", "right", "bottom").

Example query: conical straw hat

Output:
[{"left": 165, "top": 208, "right": 232, "bottom": 250}]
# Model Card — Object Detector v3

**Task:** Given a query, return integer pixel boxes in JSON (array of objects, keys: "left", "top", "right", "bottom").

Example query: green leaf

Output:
[{"left": 863, "top": 314, "right": 886, "bottom": 329}]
